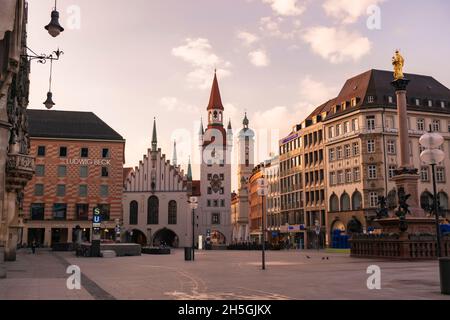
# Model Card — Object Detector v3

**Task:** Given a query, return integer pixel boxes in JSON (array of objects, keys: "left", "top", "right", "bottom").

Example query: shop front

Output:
[{"left": 279, "top": 224, "right": 306, "bottom": 249}]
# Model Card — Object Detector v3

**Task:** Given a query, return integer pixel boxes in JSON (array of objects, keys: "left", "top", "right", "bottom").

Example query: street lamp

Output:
[
  {"left": 189, "top": 196, "right": 198, "bottom": 261},
  {"left": 45, "top": 0, "right": 65, "bottom": 38},
  {"left": 419, "top": 129, "right": 450, "bottom": 295},
  {"left": 419, "top": 129, "right": 445, "bottom": 258},
  {"left": 257, "top": 176, "right": 268, "bottom": 270}
]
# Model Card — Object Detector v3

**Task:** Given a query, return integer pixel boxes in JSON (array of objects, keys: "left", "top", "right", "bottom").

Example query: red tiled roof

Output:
[{"left": 207, "top": 72, "right": 224, "bottom": 111}]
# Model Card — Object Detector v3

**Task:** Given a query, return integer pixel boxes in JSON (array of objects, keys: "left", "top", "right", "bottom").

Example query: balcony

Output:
[{"left": 6, "top": 153, "right": 35, "bottom": 192}]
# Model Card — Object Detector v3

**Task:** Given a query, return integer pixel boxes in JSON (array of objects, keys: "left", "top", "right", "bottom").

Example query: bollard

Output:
[
  {"left": 439, "top": 257, "right": 450, "bottom": 295},
  {"left": 0, "top": 245, "right": 6, "bottom": 279},
  {"left": 184, "top": 247, "right": 192, "bottom": 261}
]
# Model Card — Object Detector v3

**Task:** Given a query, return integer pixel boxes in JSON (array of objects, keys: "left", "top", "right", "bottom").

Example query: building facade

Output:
[
  {"left": 279, "top": 107, "right": 328, "bottom": 249},
  {"left": 324, "top": 69, "right": 450, "bottom": 243},
  {"left": 248, "top": 164, "right": 264, "bottom": 243},
  {"left": 263, "top": 155, "right": 281, "bottom": 244},
  {"left": 123, "top": 119, "right": 193, "bottom": 248},
  {"left": 22, "top": 110, "right": 125, "bottom": 247},
  {"left": 231, "top": 113, "right": 255, "bottom": 243},
  {"left": 198, "top": 72, "right": 232, "bottom": 245},
  {"left": 1, "top": 0, "right": 34, "bottom": 267}
]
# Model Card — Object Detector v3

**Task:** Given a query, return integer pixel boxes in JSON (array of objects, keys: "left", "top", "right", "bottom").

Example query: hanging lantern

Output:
[
  {"left": 43, "top": 91, "right": 55, "bottom": 110},
  {"left": 45, "top": 1, "right": 64, "bottom": 38}
]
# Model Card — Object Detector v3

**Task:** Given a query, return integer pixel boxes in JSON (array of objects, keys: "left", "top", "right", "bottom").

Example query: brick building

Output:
[{"left": 22, "top": 110, "right": 125, "bottom": 247}]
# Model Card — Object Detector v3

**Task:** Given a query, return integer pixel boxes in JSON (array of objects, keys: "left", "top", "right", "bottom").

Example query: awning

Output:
[{"left": 0, "top": 0, "right": 18, "bottom": 40}]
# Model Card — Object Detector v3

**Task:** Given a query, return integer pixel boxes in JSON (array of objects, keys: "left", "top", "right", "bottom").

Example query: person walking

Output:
[{"left": 31, "top": 240, "right": 37, "bottom": 254}]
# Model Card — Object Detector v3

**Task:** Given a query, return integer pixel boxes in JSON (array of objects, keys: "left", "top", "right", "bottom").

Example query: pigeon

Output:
[{"left": 306, "top": 255, "right": 311, "bottom": 259}]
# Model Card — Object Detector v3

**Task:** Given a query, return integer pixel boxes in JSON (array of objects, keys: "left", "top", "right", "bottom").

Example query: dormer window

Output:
[
  {"left": 341, "top": 101, "right": 347, "bottom": 110},
  {"left": 428, "top": 100, "right": 433, "bottom": 107},
  {"left": 351, "top": 98, "right": 357, "bottom": 107},
  {"left": 368, "top": 96, "right": 374, "bottom": 103},
  {"left": 415, "top": 99, "right": 420, "bottom": 106},
  {"left": 441, "top": 101, "right": 446, "bottom": 109},
  {"left": 388, "top": 96, "right": 393, "bottom": 104}
]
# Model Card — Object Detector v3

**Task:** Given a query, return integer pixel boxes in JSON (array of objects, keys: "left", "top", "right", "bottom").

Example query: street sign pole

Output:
[
  {"left": 257, "top": 177, "right": 268, "bottom": 271},
  {"left": 91, "top": 207, "right": 102, "bottom": 257},
  {"left": 189, "top": 197, "right": 198, "bottom": 261}
]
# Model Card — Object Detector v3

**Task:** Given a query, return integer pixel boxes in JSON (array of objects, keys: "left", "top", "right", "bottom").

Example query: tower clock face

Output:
[{"left": 210, "top": 174, "right": 222, "bottom": 193}]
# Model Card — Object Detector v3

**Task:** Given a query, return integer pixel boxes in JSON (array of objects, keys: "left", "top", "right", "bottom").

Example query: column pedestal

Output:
[{"left": 391, "top": 172, "right": 423, "bottom": 217}]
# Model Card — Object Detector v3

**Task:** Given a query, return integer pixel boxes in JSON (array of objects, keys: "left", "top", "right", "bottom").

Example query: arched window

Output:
[
  {"left": 387, "top": 189, "right": 397, "bottom": 209},
  {"left": 420, "top": 191, "right": 433, "bottom": 212},
  {"left": 340, "top": 192, "right": 351, "bottom": 211},
  {"left": 329, "top": 194, "right": 339, "bottom": 212},
  {"left": 439, "top": 192, "right": 449, "bottom": 211},
  {"left": 168, "top": 200, "right": 177, "bottom": 225},
  {"left": 352, "top": 191, "right": 362, "bottom": 210},
  {"left": 129, "top": 201, "right": 138, "bottom": 225},
  {"left": 147, "top": 196, "right": 159, "bottom": 224}
]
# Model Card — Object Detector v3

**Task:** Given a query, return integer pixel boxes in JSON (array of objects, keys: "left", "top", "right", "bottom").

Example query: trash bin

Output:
[
  {"left": 439, "top": 257, "right": 450, "bottom": 295},
  {"left": 184, "top": 247, "right": 192, "bottom": 261}
]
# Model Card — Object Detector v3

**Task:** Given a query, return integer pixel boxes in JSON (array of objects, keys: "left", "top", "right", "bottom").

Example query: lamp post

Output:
[
  {"left": 189, "top": 197, "right": 198, "bottom": 261},
  {"left": 419, "top": 129, "right": 450, "bottom": 295},
  {"left": 257, "top": 176, "right": 268, "bottom": 270},
  {"left": 419, "top": 129, "right": 445, "bottom": 258}
]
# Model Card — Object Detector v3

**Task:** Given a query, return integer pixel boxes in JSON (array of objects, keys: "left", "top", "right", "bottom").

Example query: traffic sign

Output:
[
  {"left": 93, "top": 207, "right": 102, "bottom": 228},
  {"left": 257, "top": 178, "right": 269, "bottom": 196}
]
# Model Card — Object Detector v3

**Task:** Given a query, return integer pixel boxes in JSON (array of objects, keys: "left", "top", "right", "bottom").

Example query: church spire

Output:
[
  {"left": 187, "top": 157, "right": 192, "bottom": 181},
  {"left": 152, "top": 117, "right": 157, "bottom": 152},
  {"left": 172, "top": 140, "right": 177, "bottom": 167},
  {"left": 199, "top": 117, "right": 204, "bottom": 135},
  {"left": 207, "top": 71, "right": 224, "bottom": 111},
  {"left": 243, "top": 112, "right": 249, "bottom": 130}
]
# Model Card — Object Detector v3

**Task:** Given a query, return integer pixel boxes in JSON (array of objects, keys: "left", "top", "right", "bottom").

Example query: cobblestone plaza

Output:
[{"left": 1, "top": 249, "right": 448, "bottom": 300}]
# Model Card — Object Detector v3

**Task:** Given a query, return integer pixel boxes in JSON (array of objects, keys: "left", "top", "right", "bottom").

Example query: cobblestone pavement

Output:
[{"left": 1, "top": 248, "right": 449, "bottom": 300}]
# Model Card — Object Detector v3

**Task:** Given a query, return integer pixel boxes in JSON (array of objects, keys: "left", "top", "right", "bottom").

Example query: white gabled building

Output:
[{"left": 123, "top": 119, "right": 193, "bottom": 248}]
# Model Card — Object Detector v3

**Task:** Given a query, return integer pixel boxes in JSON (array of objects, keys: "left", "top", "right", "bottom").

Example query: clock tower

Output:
[{"left": 198, "top": 72, "right": 232, "bottom": 246}]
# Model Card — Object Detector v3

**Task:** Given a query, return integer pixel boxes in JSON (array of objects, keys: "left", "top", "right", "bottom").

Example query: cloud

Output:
[
  {"left": 302, "top": 26, "right": 372, "bottom": 63},
  {"left": 299, "top": 75, "right": 338, "bottom": 107},
  {"left": 248, "top": 50, "right": 270, "bottom": 67},
  {"left": 237, "top": 31, "right": 259, "bottom": 46},
  {"left": 323, "top": 0, "right": 386, "bottom": 24},
  {"left": 159, "top": 97, "right": 200, "bottom": 114},
  {"left": 259, "top": 16, "right": 301, "bottom": 39},
  {"left": 172, "top": 38, "right": 231, "bottom": 89},
  {"left": 262, "top": 0, "right": 306, "bottom": 16}
]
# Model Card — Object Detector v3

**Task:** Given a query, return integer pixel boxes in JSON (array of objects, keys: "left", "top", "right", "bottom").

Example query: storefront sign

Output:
[
  {"left": 65, "top": 158, "right": 111, "bottom": 166},
  {"left": 282, "top": 133, "right": 298, "bottom": 144},
  {"left": 280, "top": 224, "right": 305, "bottom": 233}
]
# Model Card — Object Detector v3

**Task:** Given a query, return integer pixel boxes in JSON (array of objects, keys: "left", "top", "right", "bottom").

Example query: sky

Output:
[{"left": 26, "top": 0, "right": 450, "bottom": 189}]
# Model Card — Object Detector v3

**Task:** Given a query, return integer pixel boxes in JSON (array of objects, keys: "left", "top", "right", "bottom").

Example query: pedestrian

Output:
[{"left": 31, "top": 240, "right": 37, "bottom": 254}]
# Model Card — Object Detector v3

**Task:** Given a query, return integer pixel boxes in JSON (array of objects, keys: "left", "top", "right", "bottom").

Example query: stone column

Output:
[
  {"left": 4, "top": 190, "right": 18, "bottom": 261},
  {"left": 395, "top": 85, "right": 411, "bottom": 169},
  {"left": 0, "top": 93, "right": 12, "bottom": 272},
  {"left": 391, "top": 79, "right": 422, "bottom": 217}
]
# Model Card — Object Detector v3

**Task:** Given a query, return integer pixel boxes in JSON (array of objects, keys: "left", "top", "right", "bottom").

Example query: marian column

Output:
[{"left": 390, "top": 50, "right": 422, "bottom": 217}]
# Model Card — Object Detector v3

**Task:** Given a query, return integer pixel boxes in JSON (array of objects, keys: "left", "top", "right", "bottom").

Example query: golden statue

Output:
[{"left": 392, "top": 50, "right": 405, "bottom": 80}]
